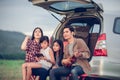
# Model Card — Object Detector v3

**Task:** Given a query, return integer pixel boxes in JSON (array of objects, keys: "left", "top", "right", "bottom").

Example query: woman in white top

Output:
[{"left": 22, "top": 36, "right": 55, "bottom": 80}]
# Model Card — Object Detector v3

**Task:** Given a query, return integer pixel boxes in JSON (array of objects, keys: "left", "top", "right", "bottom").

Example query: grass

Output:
[
  {"left": 0, "top": 60, "right": 50, "bottom": 80},
  {"left": 0, "top": 59, "right": 24, "bottom": 80}
]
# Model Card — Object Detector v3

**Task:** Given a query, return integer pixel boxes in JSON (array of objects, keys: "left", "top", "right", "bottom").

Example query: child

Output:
[
  {"left": 49, "top": 40, "right": 64, "bottom": 80},
  {"left": 38, "top": 36, "right": 55, "bottom": 70},
  {"left": 22, "top": 36, "right": 55, "bottom": 80},
  {"left": 52, "top": 39, "right": 64, "bottom": 68}
]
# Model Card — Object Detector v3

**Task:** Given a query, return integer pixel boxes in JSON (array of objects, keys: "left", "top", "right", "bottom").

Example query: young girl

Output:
[
  {"left": 38, "top": 36, "right": 55, "bottom": 70},
  {"left": 50, "top": 39, "right": 64, "bottom": 80},
  {"left": 22, "top": 36, "right": 55, "bottom": 80},
  {"left": 52, "top": 40, "right": 64, "bottom": 68}
]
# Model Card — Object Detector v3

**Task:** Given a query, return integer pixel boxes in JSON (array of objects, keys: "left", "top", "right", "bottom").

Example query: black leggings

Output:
[{"left": 32, "top": 68, "right": 48, "bottom": 80}]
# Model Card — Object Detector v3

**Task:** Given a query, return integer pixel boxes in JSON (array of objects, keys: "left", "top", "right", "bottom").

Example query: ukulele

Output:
[{"left": 65, "top": 55, "right": 76, "bottom": 67}]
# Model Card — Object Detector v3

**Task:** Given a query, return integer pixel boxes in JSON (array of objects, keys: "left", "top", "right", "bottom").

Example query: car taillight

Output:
[{"left": 94, "top": 33, "right": 107, "bottom": 56}]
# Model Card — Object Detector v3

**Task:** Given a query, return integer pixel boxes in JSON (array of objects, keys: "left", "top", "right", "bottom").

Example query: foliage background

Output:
[{"left": 0, "top": 30, "right": 25, "bottom": 60}]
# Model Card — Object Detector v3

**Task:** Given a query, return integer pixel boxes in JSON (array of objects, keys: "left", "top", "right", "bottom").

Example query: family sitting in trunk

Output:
[{"left": 21, "top": 26, "right": 91, "bottom": 80}]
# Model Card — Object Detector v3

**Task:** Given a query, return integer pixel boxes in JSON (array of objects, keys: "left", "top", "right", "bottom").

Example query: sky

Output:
[
  {"left": 0, "top": 0, "right": 120, "bottom": 37},
  {"left": 0, "top": 0, "right": 62, "bottom": 36}
]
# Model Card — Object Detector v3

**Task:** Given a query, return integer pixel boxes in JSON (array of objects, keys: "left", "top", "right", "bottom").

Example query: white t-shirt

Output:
[{"left": 38, "top": 47, "right": 52, "bottom": 70}]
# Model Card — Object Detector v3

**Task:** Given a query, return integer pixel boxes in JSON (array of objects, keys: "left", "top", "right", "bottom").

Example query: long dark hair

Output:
[
  {"left": 31, "top": 27, "right": 43, "bottom": 40},
  {"left": 52, "top": 39, "right": 64, "bottom": 66}
]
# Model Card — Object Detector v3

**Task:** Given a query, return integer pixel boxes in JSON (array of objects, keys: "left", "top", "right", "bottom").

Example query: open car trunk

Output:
[
  {"left": 29, "top": 0, "right": 103, "bottom": 62},
  {"left": 57, "top": 16, "right": 101, "bottom": 62}
]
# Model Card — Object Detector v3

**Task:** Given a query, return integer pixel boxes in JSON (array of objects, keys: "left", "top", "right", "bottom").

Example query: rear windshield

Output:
[{"left": 50, "top": 1, "right": 94, "bottom": 11}]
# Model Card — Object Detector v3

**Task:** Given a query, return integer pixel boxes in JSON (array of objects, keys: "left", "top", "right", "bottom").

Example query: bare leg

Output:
[
  {"left": 26, "top": 62, "right": 42, "bottom": 80},
  {"left": 22, "top": 63, "right": 27, "bottom": 80}
]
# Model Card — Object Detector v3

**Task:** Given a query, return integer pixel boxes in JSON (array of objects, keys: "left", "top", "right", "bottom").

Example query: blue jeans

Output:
[
  {"left": 71, "top": 65, "right": 84, "bottom": 80},
  {"left": 49, "top": 65, "right": 84, "bottom": 80}
]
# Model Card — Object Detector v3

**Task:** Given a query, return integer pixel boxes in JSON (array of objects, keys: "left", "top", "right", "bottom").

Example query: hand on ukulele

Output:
[
  {"left": 74, "top": 50, "right": 83, "bottom": 58},
  {"left": 62, "top": 58, "right": 72, "bottom": 67}
]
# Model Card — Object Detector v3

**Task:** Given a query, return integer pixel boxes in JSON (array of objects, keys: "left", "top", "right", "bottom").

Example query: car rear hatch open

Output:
[
  {"left": 28, "top": 0, "right": 103, "bottom": 16},
  {"left": 28, "top": 0, "right": 104, "bottom": 59}
]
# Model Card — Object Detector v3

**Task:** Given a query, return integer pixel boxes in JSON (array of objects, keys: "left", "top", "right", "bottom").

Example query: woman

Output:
[
  {"left": 49, "top": 40, "right": 64, "bottom": 80},
  {"left": 21, "top": 27, "right": 48, "bottom": 80},
  {"left": 21, "top": 27, "right": 43, "bottom": 62},
  {"left": 22, "top": 36, "right": 55, "bottom": 80}
]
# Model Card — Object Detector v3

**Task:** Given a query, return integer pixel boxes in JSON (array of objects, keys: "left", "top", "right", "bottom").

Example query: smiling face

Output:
[
  {"left": 53, "top": 42, "right": 61, "bottom": 53},
  {"left": 40, "top": 40, "right": 49, "bottom": 49}
]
